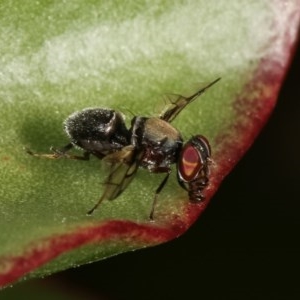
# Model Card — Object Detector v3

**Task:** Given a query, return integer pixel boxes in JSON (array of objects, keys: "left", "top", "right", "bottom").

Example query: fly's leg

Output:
[
  {"left": 26, "top": 143, "right": 91, "bottom": 160},
  {"left": 86, "top": 194, "right": 106, "bottom": 216},
  {"left": 149, "top": 168, "right": 171, "bottom": 221}
]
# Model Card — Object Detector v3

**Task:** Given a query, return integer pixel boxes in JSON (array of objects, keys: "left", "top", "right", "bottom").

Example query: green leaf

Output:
[{"left": 0, "top": 0, "right": 299, "bottom": 287}]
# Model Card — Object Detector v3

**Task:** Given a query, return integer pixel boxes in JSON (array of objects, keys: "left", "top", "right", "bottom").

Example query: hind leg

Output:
[{"left": 26, "top": 143, "right": 90, "bottom": 160}]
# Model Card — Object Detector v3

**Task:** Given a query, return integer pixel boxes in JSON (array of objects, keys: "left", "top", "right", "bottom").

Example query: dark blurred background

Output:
[{"left": 2, "top": 44, "right": 300, "bottom": 300}]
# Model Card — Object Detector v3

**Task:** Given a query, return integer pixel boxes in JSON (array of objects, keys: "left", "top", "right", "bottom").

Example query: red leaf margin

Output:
[{"left": 1, "top": 2, "right": 299, "bottom": 288}]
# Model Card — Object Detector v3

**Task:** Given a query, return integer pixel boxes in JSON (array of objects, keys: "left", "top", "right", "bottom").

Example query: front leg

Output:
[
  {"left": 149, "top": 167, "right": 171, "bottom": 220},
  {"left": 26, "top": 143, "right": 90, "bottom": 161}
]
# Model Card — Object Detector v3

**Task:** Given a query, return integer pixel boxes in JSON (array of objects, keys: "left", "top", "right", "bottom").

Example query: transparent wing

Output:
[
  {"left": 159, "top": 77, "right": 221, "bottom": 123},
  {"left": 87, "top": 146, "right": 141, "bottom": 215},
  {"left": 102, "top": 147, "right": 141, "bottom": 200}
]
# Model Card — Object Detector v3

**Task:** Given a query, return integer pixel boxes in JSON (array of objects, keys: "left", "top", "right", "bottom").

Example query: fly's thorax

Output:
[
  {"left": 130, "top": 116, "right": 183, "bottom": 171},
  {"left": 131, "top": 116, "right": 182, "bottom": 149},
  {"left": 144, "top": 117, "right": 181, "bottom": 145}
]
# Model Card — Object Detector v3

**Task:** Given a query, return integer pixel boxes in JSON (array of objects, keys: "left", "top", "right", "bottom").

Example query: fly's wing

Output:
[
  {"left": 102, "top": 145, "right": 141, "bottom": 200},
  {"left": 87, "top": 145, "right": 141, "bottom": 215},
  {"left": 159, "top": 78, "right": 221, "bottom": 123}
]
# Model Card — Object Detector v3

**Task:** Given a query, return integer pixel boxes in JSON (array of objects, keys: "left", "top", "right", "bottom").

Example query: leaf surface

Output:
[{"left": 0, "top": 0, "right": 299, "bottom": 287}]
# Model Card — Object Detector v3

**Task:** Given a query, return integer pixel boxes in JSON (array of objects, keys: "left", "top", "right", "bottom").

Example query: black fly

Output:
[{"left": 27, "top": 78, "right": 220, "bottom": 219}]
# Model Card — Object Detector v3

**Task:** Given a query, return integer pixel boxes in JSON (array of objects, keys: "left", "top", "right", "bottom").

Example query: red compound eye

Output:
[
  {"left": 178, "top": 135, "right": 211, "bottom": 183},
  {"left": 178, "top": 143, "right": 203, "bottom": 182}
]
